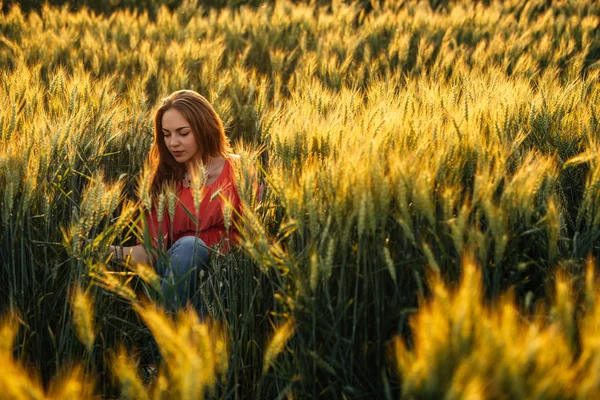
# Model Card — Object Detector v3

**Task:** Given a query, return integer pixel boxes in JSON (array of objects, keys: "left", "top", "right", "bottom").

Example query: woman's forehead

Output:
[{"left": 162, "top": 108, "right": 189, "bottom": 129}]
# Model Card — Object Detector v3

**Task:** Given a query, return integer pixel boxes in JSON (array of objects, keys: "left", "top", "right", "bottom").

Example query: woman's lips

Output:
[{"left": 172, "top": 151, "right": 184, "bottom": 157}]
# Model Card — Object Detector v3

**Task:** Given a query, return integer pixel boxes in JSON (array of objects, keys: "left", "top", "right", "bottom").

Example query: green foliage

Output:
[{"left": 1, "top": 0, "right": 600, "bottom": 398}]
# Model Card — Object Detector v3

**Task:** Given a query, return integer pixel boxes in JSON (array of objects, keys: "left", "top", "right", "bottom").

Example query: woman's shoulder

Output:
[{"left": 226, "top": 154, "right": 241, "bottom": 171}]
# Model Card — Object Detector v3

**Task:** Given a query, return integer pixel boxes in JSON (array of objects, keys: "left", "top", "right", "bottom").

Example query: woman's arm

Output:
[{"left": 109, "top": 244, "right": 151, "bottom": 265}]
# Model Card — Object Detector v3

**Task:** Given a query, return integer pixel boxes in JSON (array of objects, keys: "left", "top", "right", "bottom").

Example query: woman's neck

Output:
[
  {"left": 184, "top": 154, "right": 207, "bottom": 174},
  {"left": 183, "top": 155, "right": 224, "bottom": 187}
]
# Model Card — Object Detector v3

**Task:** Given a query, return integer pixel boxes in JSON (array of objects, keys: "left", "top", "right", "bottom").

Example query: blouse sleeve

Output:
[{"left": 227, "top": 167, "right": 243, "bottom": 245}]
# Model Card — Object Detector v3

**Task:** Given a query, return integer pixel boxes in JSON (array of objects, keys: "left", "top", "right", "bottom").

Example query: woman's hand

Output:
[
  {"left": 109, "top": 244, "right": 151, "bottom": 265},
  {"left": 108, "top": 244, "right": 124, "bottom": 261},
  {"left": 84, "top": 237, "right": 151, "bottom": 265}
]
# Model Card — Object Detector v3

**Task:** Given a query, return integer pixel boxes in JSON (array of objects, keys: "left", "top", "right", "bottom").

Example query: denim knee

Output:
[
  {"left": 168, "top": 236, "right": 210, "bottom": 271},
  {"left": 160, "top": 236, "right": 210, "bottom": 310}
]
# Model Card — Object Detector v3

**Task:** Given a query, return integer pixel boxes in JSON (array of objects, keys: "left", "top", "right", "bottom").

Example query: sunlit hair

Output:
[{"left": 148, "top": 90, "right": 231, "bottom": 204}]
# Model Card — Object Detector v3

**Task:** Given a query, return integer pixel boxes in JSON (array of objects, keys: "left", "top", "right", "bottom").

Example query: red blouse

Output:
[{"left": 141, "top": 159, "right": 241, "bottom": 253}]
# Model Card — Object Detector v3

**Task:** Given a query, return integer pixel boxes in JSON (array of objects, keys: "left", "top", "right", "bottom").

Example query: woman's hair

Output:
[{"left": 147, "top": 90, "right": 231, "bottom": 204}]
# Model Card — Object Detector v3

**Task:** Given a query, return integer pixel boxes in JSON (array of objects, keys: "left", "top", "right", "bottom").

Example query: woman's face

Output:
[{"left": 161, "top": 108, "right": 200, "bottom": 168}]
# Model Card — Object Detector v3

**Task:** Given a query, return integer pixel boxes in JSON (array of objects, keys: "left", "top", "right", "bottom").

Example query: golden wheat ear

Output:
[
  {"left": 109, "top": 345, "right": 150, "bottom": 400},
  {"left": 70, "top": 284, "right": 96, "bottom": 354}
]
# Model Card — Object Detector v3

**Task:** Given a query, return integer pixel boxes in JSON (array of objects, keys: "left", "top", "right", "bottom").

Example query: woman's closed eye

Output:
[{"left": 163, "top": 131, "right": 188, "bottom": 137}]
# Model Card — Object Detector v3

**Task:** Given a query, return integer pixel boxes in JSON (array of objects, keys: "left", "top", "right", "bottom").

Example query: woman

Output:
[{"left": 110, "top": 90, "right": 241, "bottom": 311}]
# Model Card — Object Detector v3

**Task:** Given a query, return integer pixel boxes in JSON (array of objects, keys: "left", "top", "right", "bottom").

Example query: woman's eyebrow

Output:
[{"left": 162, "top": 126, "right": 190, "bottom": 132}]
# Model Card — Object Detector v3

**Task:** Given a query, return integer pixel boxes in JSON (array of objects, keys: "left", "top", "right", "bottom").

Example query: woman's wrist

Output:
[{"left": 109, "top": 245, "right": 124, "bottom": 261}]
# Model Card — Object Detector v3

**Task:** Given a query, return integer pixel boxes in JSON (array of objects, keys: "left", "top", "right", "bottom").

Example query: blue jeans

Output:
[
  {"left": 145, "top": 236, "right": 210, "bottom": 365},
  {"left": 155, "top": 236, "right": 210, "bottom": 313}
]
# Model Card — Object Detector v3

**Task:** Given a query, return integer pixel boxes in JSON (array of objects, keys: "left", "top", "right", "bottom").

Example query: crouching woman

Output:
[{"left": 110, "top": 90, "right": 241, "bottom": 313}]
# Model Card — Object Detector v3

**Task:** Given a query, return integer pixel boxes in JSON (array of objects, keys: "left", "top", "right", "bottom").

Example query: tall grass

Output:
[
  {"left": 393, "top": 256, "right": 600, "bottom": 399},
  {"left": 1, "top": 0, "right": 600, "bottom": 397}
]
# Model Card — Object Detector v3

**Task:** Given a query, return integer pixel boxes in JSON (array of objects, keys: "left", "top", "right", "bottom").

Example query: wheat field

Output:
[{"left": 1, "top": 0, "right": 600, "bottom": 398}]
